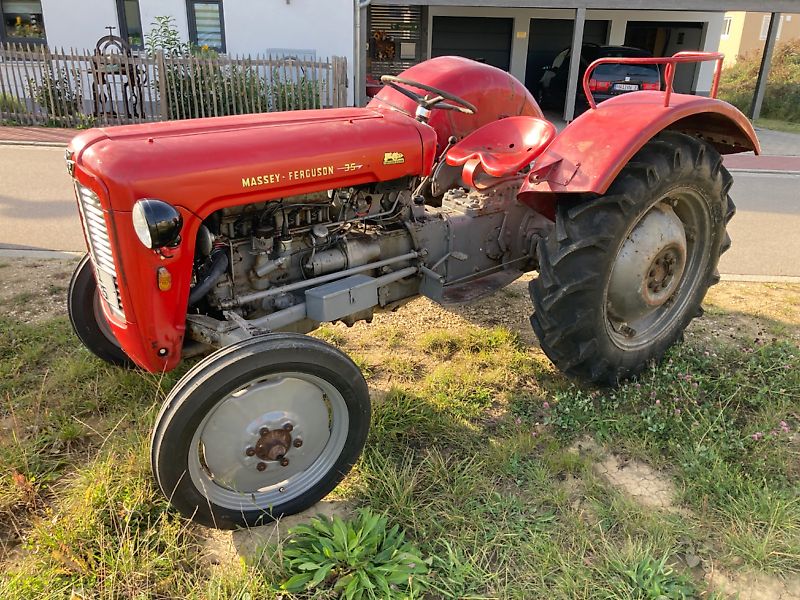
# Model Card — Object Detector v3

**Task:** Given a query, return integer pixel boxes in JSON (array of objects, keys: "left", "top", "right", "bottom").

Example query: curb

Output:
[
  {"left": 727, "top": 168, "right": 800, "bottom": 175},
  {"left": 720, "top": 273, "right": 800, "bottom": 284},
  {"left": 0, "top": 140, "right": 68, "bottom": 148},
  {"left": 0, "top": 248, "right": 82, "bottom": 260}
]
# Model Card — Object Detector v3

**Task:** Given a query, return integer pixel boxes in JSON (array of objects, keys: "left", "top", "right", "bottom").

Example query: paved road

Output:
[{"left": 0, "top": 144, "right": 798, "bottom": 278}]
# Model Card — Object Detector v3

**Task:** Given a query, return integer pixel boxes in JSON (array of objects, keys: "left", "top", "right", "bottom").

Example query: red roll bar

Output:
[{"left": 582, "top": 51, "right": 724, "bottom": 110}]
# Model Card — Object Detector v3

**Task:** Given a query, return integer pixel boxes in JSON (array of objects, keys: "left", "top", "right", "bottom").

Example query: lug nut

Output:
[
  {"left": 283, "top": 423, "right": 293, "bottom": 432},
  {"left": 293, "top": 439, "right": 303, "bottom": 448},
  {"left": 256, "top": 462, "right": 267, "bottom": 471},
  {"left": 260, "top": 427, "right": 269, "bottom": 436},
  {"left": 280, "top": 458, "right": 290, "bottom": 467},
  {"left": 245, "top": 447, "right": 256, "bottom": 456}
]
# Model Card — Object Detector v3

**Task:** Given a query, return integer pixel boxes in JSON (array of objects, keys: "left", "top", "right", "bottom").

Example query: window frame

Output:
[
  {"left": 759, "top": 14, "right": 770, "bottom": 40},
  {"left": 0, "top": 0, "right": 47, "bottom": 45},
  {"left": 187, "top": 0, "right": 226, "bottom": 52},
  {"left": 116, "top": 0, "right": 143, "bottom": 50},
  {"left": 721, "top": 17, "right": 731, "bottom": 39}
]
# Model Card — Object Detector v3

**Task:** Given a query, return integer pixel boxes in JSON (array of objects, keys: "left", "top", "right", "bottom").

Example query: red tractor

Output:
[{"left": 66, "top": 53, "right": 757, "bottom": 529}]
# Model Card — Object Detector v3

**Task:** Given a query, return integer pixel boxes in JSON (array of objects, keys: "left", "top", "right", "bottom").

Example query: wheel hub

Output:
[
  {"left": 189, "top": 374, "right": 345, "bottom": 505},
  {"left": 253, "top": 425, "right": 292, "bottom": 461},
  {"left": 607, "top": 202, "right": 687, "bottom": 325}
]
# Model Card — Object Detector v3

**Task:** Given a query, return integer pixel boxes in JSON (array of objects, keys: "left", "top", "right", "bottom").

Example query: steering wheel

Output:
[{"left": 380, "top": 75, "right": 477, "bottom": 115}]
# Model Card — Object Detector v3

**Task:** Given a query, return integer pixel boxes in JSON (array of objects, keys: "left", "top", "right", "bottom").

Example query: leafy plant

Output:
[
  {"left": 144, "top": 15, "right": 190, "bottom": 58},
  {"left": 719, "top": 38, "right": 800, "bottom": 123},
  {"left": 609, "top": 554, "right": 697, "bottom": 599},
  {"left": 27, "top": 67, "right": 80, "bottom": 120},
  {"left": 145, "top": 15, "right": 271, "bottom": 119},
  {"left": 280, "top": 508, "right": 429, "bottom": 599},
  {"left": 269, "top": 67, "right": 322, "bottom": 110},
  {"left": 0, "top": 92, "right": 23, "bottom": 113}
]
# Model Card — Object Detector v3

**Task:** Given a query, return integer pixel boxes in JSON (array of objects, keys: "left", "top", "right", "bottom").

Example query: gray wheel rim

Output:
[
  {"left": 604, "top": 187, "right": 712, "bottom": 350},
  {"left": 187, "top": 371, "right": 349, "bottom": 512}
]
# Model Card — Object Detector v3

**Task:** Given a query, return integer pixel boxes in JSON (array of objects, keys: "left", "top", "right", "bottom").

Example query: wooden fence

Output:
[{"left": 0, "top": 42, "right": 348, "bottom": 127}]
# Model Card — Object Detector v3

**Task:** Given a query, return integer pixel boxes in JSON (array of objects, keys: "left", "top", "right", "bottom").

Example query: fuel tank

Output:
[
  {"left": 368, "top": 56, "right": 542, "bottom": 151},
  {"left": 68, "top": 107, "right": 437, "bottom": 216}
]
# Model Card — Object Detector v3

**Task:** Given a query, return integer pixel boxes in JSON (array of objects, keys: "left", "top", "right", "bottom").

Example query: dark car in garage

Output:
[{"left": 535, "top": 44, "right": 662, "bottom": 111}]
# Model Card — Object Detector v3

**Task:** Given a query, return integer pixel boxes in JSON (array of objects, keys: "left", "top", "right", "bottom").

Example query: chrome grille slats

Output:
[{"left": 74, "top": 182, "right": 125, "bottom": 318}]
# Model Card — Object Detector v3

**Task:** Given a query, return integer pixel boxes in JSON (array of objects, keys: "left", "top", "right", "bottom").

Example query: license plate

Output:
[{"left": 613, "top": 83, "right": 639, "bottom": 92}]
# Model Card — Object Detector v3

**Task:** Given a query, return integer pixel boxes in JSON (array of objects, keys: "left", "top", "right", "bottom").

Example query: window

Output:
[
  {"left": 117, "top": 0, "right": 143, "bottom": 49},
  {"left": 1, "top": 0, "right": 45, "bottom": 43},
  {"left": 721, "top": 17, "right": 732, "bottom": 38},
  {"left": 759, "top": 14, "right": 771, "bottom": 40},
  {"left": 188, "top": 0, "right": 225, "bottom": 52}
]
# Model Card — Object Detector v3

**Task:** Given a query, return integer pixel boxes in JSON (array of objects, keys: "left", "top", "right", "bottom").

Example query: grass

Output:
[
  {"left": 755, "top": 118, "right": 800, "bottom": 134},
  {"left": 0, "top": 272, "right": 799, "bottom": 598}
]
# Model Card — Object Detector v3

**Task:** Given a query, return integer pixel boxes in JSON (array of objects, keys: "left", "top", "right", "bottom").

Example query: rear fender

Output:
[{"left": 518, "top": 92, "right": 759, "bottom": 218}]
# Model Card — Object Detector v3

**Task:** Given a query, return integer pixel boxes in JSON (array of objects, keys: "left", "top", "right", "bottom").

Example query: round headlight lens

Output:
[
  {"left": 132, "top": 201, "right": 153, "bottom": 248},
  {"left": 131, "top": 199, "right": 183, "bottom": 249}
]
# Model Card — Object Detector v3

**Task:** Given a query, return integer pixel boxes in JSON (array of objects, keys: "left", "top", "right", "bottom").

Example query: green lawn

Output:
[
  {"left": 0, "top": 259, "right": 798, "bottom": 599},
  {"left": 755, "top": 118, "right": 800, "bottom": 135}
]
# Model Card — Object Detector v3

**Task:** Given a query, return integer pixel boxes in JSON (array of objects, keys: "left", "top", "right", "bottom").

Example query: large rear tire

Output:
[
  {"left": 529, "top": 132, "right": 734, "bottom": 384},
  {"left": 67, "top": 254, "right": 134, "bottom": 368},
  {"left": 151, "top": 334, "right": 370, "bottom": 529}
]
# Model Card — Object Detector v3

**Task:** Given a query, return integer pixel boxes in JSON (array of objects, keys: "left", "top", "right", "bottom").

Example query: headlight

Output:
[{"left": 132, "top": 199, "right": 183, "bottom": 249}]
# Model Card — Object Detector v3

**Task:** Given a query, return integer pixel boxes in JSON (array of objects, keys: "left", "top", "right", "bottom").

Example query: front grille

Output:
[{"left": 74, "top": 182, "right": 125, "bottom": 318}]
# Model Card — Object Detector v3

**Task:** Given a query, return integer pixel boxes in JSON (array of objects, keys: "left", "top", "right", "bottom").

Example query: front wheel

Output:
[
  {"left": 151, "top": 334, "right": 370, "bottom": 529},
  {"left": 530, "top": 132, "right": 734, "bottom": 383}
]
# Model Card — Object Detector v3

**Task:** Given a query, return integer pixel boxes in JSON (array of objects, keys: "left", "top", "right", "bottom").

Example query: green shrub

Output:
[
  {"left": 719, "top": 39, "right": 800, "bottom": 123},
  {"left": 26, "top": 67, "right": 80, "bottom": 121},
  {"left": 0, "top": 92, "right": 23, "bottom": 113}
]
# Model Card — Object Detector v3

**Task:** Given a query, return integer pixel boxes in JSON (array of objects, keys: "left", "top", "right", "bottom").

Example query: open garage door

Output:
[
  {"left": 526, "top": 19, "right": 609, "bottom": 92},
  {"left": 431, "top": 16, "right": 513, "bottom": 71},
  {"left": 625, "top": 21, "right": 704, "bottom": 93}
]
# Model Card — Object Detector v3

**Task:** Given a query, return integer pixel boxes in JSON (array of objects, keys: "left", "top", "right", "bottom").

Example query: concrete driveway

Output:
[{"left": 0, "top": 143, "right": 798, "bottom": 279}]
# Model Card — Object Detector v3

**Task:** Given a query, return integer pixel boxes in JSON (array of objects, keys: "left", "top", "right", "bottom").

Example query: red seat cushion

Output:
[{"left": 445, "top": 116, "right": 557, "bottom": 178}]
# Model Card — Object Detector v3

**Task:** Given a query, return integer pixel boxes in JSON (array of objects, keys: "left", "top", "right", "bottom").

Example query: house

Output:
[
  {"left": 718, "top": 11, "right": 800, "bottom": 66},
  {"left": 0, "top": 0, "right": 794, "bottom": 117}
]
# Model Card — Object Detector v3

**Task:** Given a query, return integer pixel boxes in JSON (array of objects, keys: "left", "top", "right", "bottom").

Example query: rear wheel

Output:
[
  {"left": 530, "top": 132, "right": 734, "bottom": 383},
  {"left": 151, "top": 334, "right": 370, "bottom": 529},
  {"left": 67, "top": 254, "right": 133, "bottom": 368}
]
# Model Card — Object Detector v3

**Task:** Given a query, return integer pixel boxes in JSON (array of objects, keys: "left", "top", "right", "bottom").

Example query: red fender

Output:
[{"left": 518, "top": 92, "right": 759, "bottom": 218}]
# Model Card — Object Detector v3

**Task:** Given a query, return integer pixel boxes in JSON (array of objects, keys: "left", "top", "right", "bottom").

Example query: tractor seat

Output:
[{"left": 445, "top": 116, "right": 557, "bottom": 180}]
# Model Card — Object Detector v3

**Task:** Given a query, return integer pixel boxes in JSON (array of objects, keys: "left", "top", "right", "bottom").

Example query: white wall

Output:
[
  {"left": 39, "top": 0, "right": 351, "bottom": 101},
  {"left": 40, "top": 0, "right": 118, "bottom": 50},
  {"left": 222, "top": 0, "right": 353, "bottom": 102},
  {"left": 139, "top": 0, "right": 190, "bottom": 44}
]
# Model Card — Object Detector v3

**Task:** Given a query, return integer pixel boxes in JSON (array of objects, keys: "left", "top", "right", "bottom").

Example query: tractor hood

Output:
[{"left": 68, "top": 107, "right": 436, "bottom": 216}]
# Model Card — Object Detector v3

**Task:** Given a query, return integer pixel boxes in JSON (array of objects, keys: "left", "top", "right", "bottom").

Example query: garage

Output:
[
  {"left": 431, "top": 16, "right": 513, "bottom": 71},
  {"left": 625, "top": 21, "right": 705, "bottom": 93}
]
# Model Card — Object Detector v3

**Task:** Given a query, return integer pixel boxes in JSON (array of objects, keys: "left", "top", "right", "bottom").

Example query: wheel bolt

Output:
[
  {"left": 259, "top": 427, "right": 269, "bottom": 436},
  {"left": 293, "top": 439, "right": 303, "bottom": 448},
  {"left": 283, "top": 423, "right": 293, "bottom": 432},
  {"left": 280, "top": 458, "right": 289, "bottom": 467},
  {"left": 256, "top": 462, "right": 267, "bottom": 471},
  {"left": 245, "top": 447, "right": 255, "bottom": 456}
]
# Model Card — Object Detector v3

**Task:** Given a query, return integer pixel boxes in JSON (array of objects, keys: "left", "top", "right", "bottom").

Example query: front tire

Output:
[
  {"left": 530, "top": 132, "right": 734, "bottom": 383},
  {"left": 151, "top": 334, "right": 370, "bottom": 529},
  {"left": 67, "top": 254, "right": 133, "bottom": 368}
]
